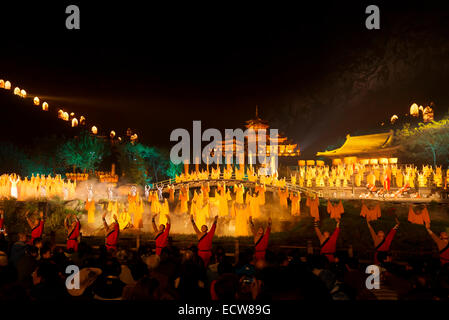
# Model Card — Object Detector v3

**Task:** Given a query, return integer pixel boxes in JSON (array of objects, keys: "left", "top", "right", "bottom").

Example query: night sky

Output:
[{"left": 1, "top": 2, "right": 449, "bottom": 157}]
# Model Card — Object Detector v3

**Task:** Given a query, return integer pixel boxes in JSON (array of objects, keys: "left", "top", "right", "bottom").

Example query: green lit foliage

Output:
[
  {"left": 58, "top": 130, "right": 109, "bottom": 173},
  {"left": 117, "top": 143, "right": 172, "bottom": 185},
  {"left": 165, "top": 160, "right": 183, "bottom": 179},
  {"left": 396, "top": 118, "right": 449, "bottom": 166}
]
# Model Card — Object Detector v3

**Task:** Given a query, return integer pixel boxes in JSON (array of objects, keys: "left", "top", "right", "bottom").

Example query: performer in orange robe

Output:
[
  {"left": 314, "top": 217, "right": 340, "bottom": 262},
  {"left": 408, "top": 205, "right": 430, "bottom": 225},
  {"left": 102, "top": 211, "right": 119, "bottom": 252},
  {"left": 249, "top": 216, "right": 271, "bottom": 261},
  {"left": 278, "top": 188, "right": 289, "bottom": 209},
  {"left": 366, "top": 216, "right": 399, "bottom": 265},
  {"left": 65, "top": 214, "right": 80, "bottom": 252},
  {"left": 289, "top": 191, "right": 301, "bottom": 216},
  {"left": 26, "top": 210, "right": 44, "bottom": 245},
  {"left": 234, "top": 184, "right": 245, "bottom": 204},
  {"left": 168, "top": 185, "right": 175, "bottom": 203},
  {"left": 360, "top": 202, "right": 381, "bottom": 221},
  {"left": 85, "top": 199, "right": 96, "bottom": 224},
  {"left": 152, "top": 214, "right": 171, "bottom": 256},
  {"left": 327, "top": 200, "right": 344, "bottom": 220},
  {"left": 306, "top": 196, "right": 320, "bottom": 219},
  {"left": 191, "top": 215, "right": 218, "bottom": 267},
  {"left": 179, "top": 189, "right": 189, "bottom": 213}
]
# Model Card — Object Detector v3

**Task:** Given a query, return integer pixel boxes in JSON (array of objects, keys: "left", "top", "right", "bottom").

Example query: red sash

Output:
[
  {"left": 320, "top": 227, "right": 340, "bottom": 262},
  {"left": 374, "top": 228, "right": 397, "bottom": 264},
  {"left": 155, "top": 223, "right": 170, "bottom": 255},
  {"left": 254, "top": 226, "right": 271, "bottom": 261},
  {"left": 197, "top": 222, "right": 216, "bottom": 266},
  {"left": 31, "top": 220, "right": 44, "bottom": 240},
  {"left": 106, "top": 223, "right": 119, "bottom": 251}
]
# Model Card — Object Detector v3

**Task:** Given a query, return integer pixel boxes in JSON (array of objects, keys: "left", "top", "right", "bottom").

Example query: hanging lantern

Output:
[
  {"left": 42, "top": 102, "right": 48, "bottom": 111},
  {"left": 118, "top": 137, "right": 122, "bottom": 141},
  {"left": 332, "top": 159, "right": 342, "bottom": 166},
  {"left": 70, "top": 112, "right": 75, "bottom": 117},
  {"left": 91, "top": 126, "right": 98, "bottom": 135},
  {"left": 20, "top": 89, "right": 26, "bottom": 97},
  {"left": 369, "top": 159, "right": 379, "bottom": 165},
  {"left": 316, "top": 160, "right": 325, "bottom": 166},
  {"left": 390, "top": 114, "right": 398, "bottom": 124},
  {"left": 359, "top": 159, "right": 370, "bottom": 165},
  {"left": 130, "top": 134, "right": 138, "bottom": 142},
  {"left": 0, "top": 80, "right": 4, "bottom": 88},
  {"left": 419, "top": 105, "right": 424, "bottom": 113},
  {"left": 110, "top": 130, "right": 116, "bottom": 139},
  {"left": 423, "top": 106, "right": 434, "bottom": 123},
  {"left": 410, "top": 103, "right": 419, "bottom": 117},
  {"left": 298, "top": 160, "right": 306, "bottom": 166},
  {"left": 33, "top": 97, "right": 40, "bottom": 105},
  {"left": 389, "top": 158, "right": 398, "bottom": 164},
  {"left": 79, "top": 116, "right": 86, "bottom": 125},
  {"left": 4, "top": 81, "right": 11, "bottom": 90},
  {"left": 63, "top": 112, "right": 69, "bottom": 121},
  {"left": 13, "top": 87, "right": 20, "bottom": 95},
  {"left": 379, "top": 158, "right": 389, "bottom": 165},
  {"left": 71, "top": 118, "right": 79, "bottom": 127},
  {"left": 306, "top": 160, "right": 315, "bottom": 166},
  {"left": 58, "top": 109, "right": 64, "bottom": 118}
]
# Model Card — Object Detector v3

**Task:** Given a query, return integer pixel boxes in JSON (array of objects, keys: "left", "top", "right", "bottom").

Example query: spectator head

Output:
[
  {"left": 116, "top": 250, "right": 129, "bottom": 265},
  {"left": 26, "top": 245, "right": 38, "bottom": 257},
  {"left": 41, "top": 244, "right": 52, "bottom": 259},
  {"left": 102, "top": 259, "right": 121, "bottom": 277},
  {"left": 33, "top": 237, "right": 43, "bottom": 249},
  {"left": 17, "top": 233, "right": 27, "bottom": 242},
  {"left": 144, "top": 255, "right": 160, "bottom": 272},
  {"left": 213, "top": 273, "right": 239, "bottom": 301}
]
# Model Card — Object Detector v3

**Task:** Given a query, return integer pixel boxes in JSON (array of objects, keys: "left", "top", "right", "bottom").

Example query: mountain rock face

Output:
[{"left": 266, "top": 11, "right": 449, "bottom": 157}]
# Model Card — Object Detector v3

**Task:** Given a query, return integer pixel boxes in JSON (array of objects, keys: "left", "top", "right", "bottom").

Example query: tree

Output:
[
  {"left": 396, "top": 119, "right": 449, "bottom": 166},
  {"left": 58, "top": 130, "right": 109, "bottom": 173},
  {"left": 165, "top": 160, "right": 183, "bottom": 179}
]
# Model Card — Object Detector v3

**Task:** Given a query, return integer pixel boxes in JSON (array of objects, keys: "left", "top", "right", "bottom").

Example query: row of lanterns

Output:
[{"left": 0, "top": 77, "right": 135, "bottom": 142}]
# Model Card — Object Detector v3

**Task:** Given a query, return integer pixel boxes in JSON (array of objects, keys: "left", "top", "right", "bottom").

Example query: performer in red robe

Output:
[
  {"left": 425, "top": 220, "right": 449, "bottom": 265},
  {"left": 102, "top": 212, "right": 119, "bottom": 252},
  {"left": 314, "top": 217, "right": 340, "bottom": 263},
  {"left": 366, "top": 216, "right": 399, "bottom": 265},
  {"left": 0, "top": 208, "right": 6, "bottom": 236},
  {"left": 152, "top": 213, "right": 171, "bottom": 256},
  {"left": 191, "top": 215, "right": 218, "bottom": 267},
  {"left": 65, "top": 213, "right": 81, "bottom": 252},
  {"left": 249, "top": 216, "right": 272, "bottom": 261},
  {"left": 26, "top": 210, "right": 44, "bottom": 245}
]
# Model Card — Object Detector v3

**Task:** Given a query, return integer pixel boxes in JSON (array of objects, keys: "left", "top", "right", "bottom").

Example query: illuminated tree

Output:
[
  {"left": 396, "top": 119, "right": 449, "bottom": 166},
  {"left": 165, "top": 160, "right": 183, "bottom": 179},
  {"left": 58, "top": 130, "right": 109, "bottom": 173}
]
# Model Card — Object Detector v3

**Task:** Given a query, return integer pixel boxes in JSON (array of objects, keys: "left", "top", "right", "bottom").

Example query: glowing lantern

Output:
[
  {"left": 298, "top": 160, "right": 306, "bottom": 166},
  {"left": 379, "top": 158, "right": 389, "bottom": 165},
  {"left": 91, "top": 126, "right": 98, "bottom": 135},
  {"left": 410, "top": 103, "right": 419, "bottom": 117},
  {"left": 70, "top": 112, "right": 75, "bottom": 117},
  {"left": 0, "top": 80, "right": 4, "bottom": 88},
  {"left": 79, "top": 116, "right": 86, "bottom": 125},
  {"left": 20, "top": 89, "right": 26, "bottom": 97},
  {"left": 42, "top": 102, "right": 48, "bottom": 111},
  {"left": 71, "top": 118, "right": 78, "bottom": 127},
  {"left": 4, "top": 81, "right": 11, "bottom": 90},
  {"left": 33, "top": 97, "right": 40, "bottom": 105},
  {"left": 390, "top": 114, "right": 398, "bottom": 124},
  {"left": 316, "top": 160, "right": 325, "bottom": 166},
  {"left": 306, "top": 160, "right": 315, "bottom": 166},
  {"left": 423, "top": 106, "right": 434, "bottom": 123},
  {"left": 110, "top": 130, "right": 116, "bottom": 139},
  {"left": 419, "top": 105, "right": 424, "bottom": 112},
  {"left": 130, "top": 134, "right": 138, "bottom": 142},
  {"left": 118, "top": 137, "right": 122, "bottom": 141},
  {"left": 58, "top": 109, "right": 64, "bottom": 118},
  {"left": 389, "top": 158, "right": 398, "bottom": 164},
  {"left": 13, "top": 87, "right": 20, "bottom": 95},
  {"left": 369, "top": 159, "right": 378, "bottom": 165},
  {"left": 63, "top": 112, "right": 69, "bottom": 121}
]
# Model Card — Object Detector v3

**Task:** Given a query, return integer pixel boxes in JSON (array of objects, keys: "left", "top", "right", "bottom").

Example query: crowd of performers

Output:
[
  {"left": 0, "top": 174, "right": 76, "bottom": 201},
  {"left": 1, "top": 189, "right": 448, "bottom": 270}
]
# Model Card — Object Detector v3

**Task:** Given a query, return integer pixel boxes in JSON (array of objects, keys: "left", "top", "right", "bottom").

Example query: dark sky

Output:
[{"left": 1, "top": 2, "right": 449, "bottom": 157}]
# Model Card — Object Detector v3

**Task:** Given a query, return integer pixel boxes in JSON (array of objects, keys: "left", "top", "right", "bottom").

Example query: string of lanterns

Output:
[{"left": 0, "top": 77, "right": 138, "bottom": 143}]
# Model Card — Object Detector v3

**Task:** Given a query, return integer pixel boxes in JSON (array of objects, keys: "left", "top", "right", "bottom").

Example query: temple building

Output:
[
  {"left": 316, "top": 130, "right": 399, "bottom": 165},
  {"left": 215, "top": 107, "right": 300, "bottom": 164}
]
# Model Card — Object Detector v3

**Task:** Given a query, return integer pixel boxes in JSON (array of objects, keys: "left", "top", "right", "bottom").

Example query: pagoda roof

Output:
[{"left": 316, "top": 130, "right": 397, "bottom": 158}]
